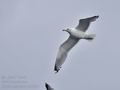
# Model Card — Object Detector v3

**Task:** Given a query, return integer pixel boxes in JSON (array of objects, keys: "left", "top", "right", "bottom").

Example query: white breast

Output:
[{"left": 70, "top": 28, "right": 85, "bottom": 38}]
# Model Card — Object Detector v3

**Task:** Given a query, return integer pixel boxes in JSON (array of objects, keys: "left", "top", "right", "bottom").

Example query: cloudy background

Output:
[{"left": 0, "top": 0, "right": 120, "bottom": 90}]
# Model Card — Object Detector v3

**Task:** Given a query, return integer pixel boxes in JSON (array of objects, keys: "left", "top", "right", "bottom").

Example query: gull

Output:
[
  {"left": 54, "top": 16, "right": 99, "bottom": 73},
  {"left": 45, "top": 83, "right": 54, "bottom": 90}
]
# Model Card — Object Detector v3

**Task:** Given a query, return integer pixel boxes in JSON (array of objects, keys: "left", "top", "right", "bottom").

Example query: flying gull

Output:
[
  {"left": 45, "top": 83, "right": 54, "bottom": 90},
  {"left": 54, "top": 16, "right": 99, "bottom": 73}
]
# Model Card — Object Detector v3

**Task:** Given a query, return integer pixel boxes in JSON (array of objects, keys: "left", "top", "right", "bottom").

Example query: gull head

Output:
[{"left": 62, "top": 28, "right": 71, "bottom": 34}]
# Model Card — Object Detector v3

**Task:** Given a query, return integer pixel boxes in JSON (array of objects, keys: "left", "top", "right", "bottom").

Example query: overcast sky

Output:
[{"left": 0, "top": 0, "right": 120, "bottom": 90}]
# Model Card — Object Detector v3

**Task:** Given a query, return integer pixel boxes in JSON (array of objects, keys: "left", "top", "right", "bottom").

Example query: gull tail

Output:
[{"left": 84, "top": 34, "right": 96, "bottom": 41}]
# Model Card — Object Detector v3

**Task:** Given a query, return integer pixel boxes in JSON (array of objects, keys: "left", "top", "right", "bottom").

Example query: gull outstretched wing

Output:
[
  {"left": 54, "top": 36, "right": 79, "bottom": 73},
  {"left": 76, "top": 16, "right": 99, "bottom": 32}
]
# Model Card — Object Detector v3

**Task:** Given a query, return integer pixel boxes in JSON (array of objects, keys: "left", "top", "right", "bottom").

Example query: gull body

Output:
[
  {"left": 64, "top": 28, "right": 96, "bottom": 40},
  {"left": 65, "top": 28, "right": 85, "bottom": 38},
  {"left": 54, "top": 16, "right": 99, "bottom": 73}
]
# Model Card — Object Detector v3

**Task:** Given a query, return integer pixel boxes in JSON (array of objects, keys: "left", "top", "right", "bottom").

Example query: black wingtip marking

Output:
[
  {"left": 54, "top": 65, "right": 60, "bottom": 73},
  {"left": 45, "top": 83, "right": 49, "bottom": 89}
]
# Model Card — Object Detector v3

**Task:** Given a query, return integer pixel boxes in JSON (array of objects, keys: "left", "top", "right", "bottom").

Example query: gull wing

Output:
[
  {"left": 54, "top": 36, "right": 79, "bottom": 73},
  {"left": 75, "top": 16, "right": 99, "bottom": 32},
  {"left": 45, "top": 83, "right": 54, "bottom": 90}
]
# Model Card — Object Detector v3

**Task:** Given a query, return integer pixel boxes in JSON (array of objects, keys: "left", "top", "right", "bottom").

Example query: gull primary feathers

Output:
[
  {"left": 45, "top": 83, "right": 54, "bottom": 90},
  {"left": 54, "top": 16, "right": 99, "bottom": 73}
]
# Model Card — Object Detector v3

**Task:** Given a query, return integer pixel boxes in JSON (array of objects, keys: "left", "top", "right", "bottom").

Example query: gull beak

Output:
[
  {"left": 62, "top": 29, "right": 67, "bottom": 31},
  {"left": 62, "top": 29, "right": 66, "bottom": 31}
]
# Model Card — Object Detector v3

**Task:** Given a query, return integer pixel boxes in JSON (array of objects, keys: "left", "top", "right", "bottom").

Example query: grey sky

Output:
[{"left": 0, "top": 0, "right": 120, "bottom": 90}]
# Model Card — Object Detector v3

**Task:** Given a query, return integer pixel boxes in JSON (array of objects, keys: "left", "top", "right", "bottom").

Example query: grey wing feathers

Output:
[
  {"left": 76, "top": 16, "right": 99, "bottom": 32},
  {"left": 61, "top": 36, "right": 79, "bottom": 52},
  {"left": 54, "top": 36, "right": 79, "bottom": 72}
]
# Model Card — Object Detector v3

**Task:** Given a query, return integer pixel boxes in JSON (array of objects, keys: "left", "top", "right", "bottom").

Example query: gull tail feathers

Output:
[{"left": 84, "top": 34, "right": 96, "bottom": 41}]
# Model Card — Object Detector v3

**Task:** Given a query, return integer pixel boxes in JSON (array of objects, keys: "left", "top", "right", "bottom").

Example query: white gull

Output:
[{"left": 54, "top": 16, "right": 99, "bottom": 73}]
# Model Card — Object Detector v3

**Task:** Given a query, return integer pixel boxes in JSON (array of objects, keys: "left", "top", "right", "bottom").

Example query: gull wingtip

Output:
[
  {"left": 95, "top": 15, "right": 99, "bottom": 18},
  {"left": 54, "top": 65, "right": 60, "bottom": 73},
  {"left": 45, "top": 82, "right": 48, "bottom": 87}
]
